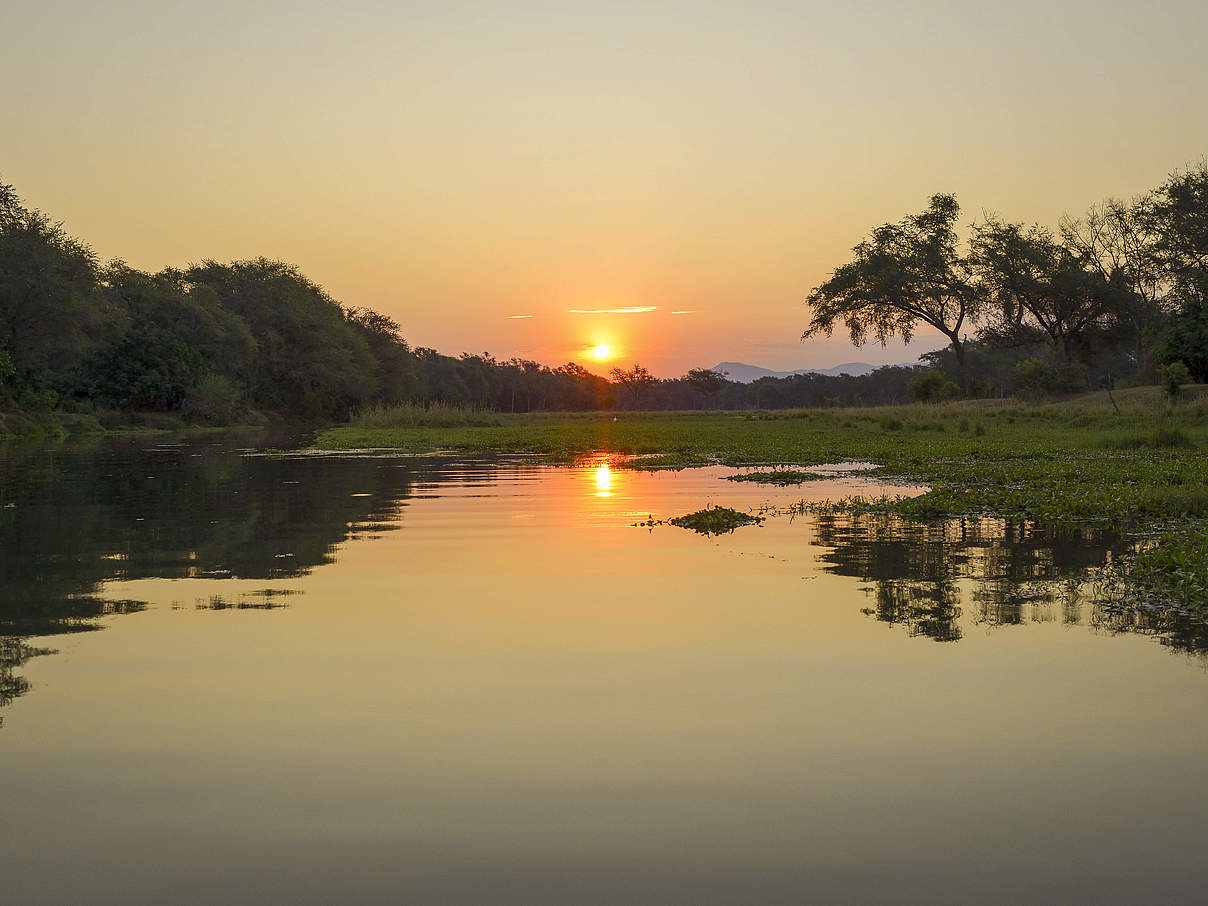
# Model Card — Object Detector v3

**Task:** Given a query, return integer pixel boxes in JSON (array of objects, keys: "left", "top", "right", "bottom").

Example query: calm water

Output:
[{"left": 1, "top": 433, "right": 1206, "bottom": 905}]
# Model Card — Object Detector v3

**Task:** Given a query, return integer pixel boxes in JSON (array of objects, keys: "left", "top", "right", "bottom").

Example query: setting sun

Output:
[{"left": 590, "top": 344, "right": 611, "bottom": 360}]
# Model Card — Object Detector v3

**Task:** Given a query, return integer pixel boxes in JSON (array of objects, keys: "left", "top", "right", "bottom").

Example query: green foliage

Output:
[
  {"left": 352, "top": 401, "right": 502, "bottom": 428},
  {"left": 1161, "top": 360, "right": 1191, "bottom": 402},
  {"left": 182, "top": 373, "right": 243, "bottom": 425},
  {"left": 1102, "top": 527, "right": 1208, "bottom": 613},
  {"left": 1161, "top": 301, "right": 1208, "bottom": 383},
  {"left": 683, "top": 367, "right": 728, "bottom": 404},
  {"left": 668, "top": 506, "right": 763, "bottom": 535},
  {"left": 724, "top": 470, "right": 825, "bottom": 485},
  {"left": 804, "top": 194, "right": 981, "bottom": 390},
  {"left": 908, "top": 369, "right": 957, "bottom": 403},
  {"left": 1013, "top": 357, "right": 1056, "bottom": 400},
  {"left": 317, "top": 394, "right": 1208, "bottom": 528},
  {"left": 0, "top": 347, "right": 14, "bottom": 402},
  {"left": 1102, "top": 422, "right": 1195, "bottom": 450},
  {"left": 0, "top": 182, "right": 103, "bottom": 393},
  {"left": 183, "top": 259, "right": 378, "bottom": 421}
]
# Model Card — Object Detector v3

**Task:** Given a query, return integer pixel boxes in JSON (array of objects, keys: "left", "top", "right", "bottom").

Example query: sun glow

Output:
[
  {"left": 590, "top": 344, "right": 611, "bottom": 360},
  {"left": 594, "top": 463, "right": 612, "bottom": 497}
]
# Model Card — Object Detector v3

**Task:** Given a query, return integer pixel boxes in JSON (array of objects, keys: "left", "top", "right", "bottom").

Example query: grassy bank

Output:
[
  {"left": 317, "top": 388, "right": 1208, "bottom": 523},
  {"left": 318, "top": 387, "right": 1208, "bottom": 614},
  {"left": 0, "top": 409, "right": 274, "bottom": 442}
]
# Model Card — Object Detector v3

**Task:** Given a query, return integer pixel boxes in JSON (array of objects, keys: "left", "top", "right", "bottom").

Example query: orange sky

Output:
[{"left": 4, "top": 1, "right": 1207, "bottom": 376}]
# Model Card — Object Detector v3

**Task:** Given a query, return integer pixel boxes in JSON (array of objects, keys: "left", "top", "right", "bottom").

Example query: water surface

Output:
[{"left": 1, "top": 434, "right": 1205, "bottom": 904}]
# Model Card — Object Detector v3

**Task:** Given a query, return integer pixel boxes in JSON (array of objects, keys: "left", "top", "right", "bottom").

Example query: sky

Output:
[{"left": 4, "top": 1, "right": 1207, "bottom": 376}]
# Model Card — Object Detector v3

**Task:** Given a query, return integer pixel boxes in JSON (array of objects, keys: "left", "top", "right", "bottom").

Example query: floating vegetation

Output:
[
  {"left": 1102, "top": 422, "right": 1197, "bottom": 450},
  {"left": 1098, "top": 526, "right": 1208, "bottom": 616},
  {"left": 667, "top": 506, "right": 764, "bottom": 535},
  {"left": 196, "top": 591, "right": 295, "bottom": 611},
  {"left": 724, "top": 470, "right": 827, "bottom": 485}
]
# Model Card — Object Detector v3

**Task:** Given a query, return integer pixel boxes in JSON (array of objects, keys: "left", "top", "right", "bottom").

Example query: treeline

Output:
[
  {"left": 0, "top": 178, "right": 924, "bottom": 421},
  {"left": 3, "top": 163, "right": 1205, "bottom": 424},
  {"left": 805, "top": 162, "right": 1208, "bottom": 399},
  {"left": 0, "top": 181, "right": 419, "bottom": 423}
]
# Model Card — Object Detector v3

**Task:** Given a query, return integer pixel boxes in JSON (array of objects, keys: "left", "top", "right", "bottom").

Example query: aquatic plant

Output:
[
  {"left": 1100, "top": 526, "right": 1208, "bottom": 614},
  {"left": 724, "top": 470, "right": 825, "bottom": 485},
  {"left": 668, "top": 506, "right": 764, "bottom": 535}
]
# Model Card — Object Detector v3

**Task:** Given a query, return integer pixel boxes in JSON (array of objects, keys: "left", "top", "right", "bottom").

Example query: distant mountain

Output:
[{"left": 709, "top": 361, "right": 892, "bottom": 383}]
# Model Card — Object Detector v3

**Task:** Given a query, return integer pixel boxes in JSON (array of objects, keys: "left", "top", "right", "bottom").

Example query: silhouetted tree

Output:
[
  {"left": 973, "top": 219, "right": 1121, "bottom": 372},
  {"left": 804, "top": 194, "right": 983, "bottom": 392},
  {"left": 683, "top": 367, "right": 728, "bottom": 408},
  {"left": 609, "top": 364, "right": 657, "bottom": 408}
]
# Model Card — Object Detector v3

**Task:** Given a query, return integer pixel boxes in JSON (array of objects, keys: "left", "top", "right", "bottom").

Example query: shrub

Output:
[
  {"left": 182, "top": 373, "right": 243, "bottom": 425},
  {"left": 908, "top": 370, "right": 958, "bottom": 403},
  {"left": 1014, "top": 357, "right": 1055, "bottom": 400},
  {"left": 1161, "top": 360, "right": 1191, "bottom": 403}
]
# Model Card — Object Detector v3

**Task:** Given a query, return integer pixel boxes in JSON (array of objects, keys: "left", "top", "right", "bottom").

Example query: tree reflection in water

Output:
[
  {"left": 813, "top": 513, "right": 1208, "bottom": 654},
  {"left": 0, "top": 431, "right": 424, "bottom": 719}
]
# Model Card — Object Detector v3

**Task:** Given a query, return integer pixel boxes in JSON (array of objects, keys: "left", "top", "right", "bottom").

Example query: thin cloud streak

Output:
[
  {"left": 505, "top": 314, "right": 534, "bottom": 319},
  {"left": 670, "top": 310, "right": 696, "bottom": 315},
  {"left": 568, "top": 306, "right": 658, "bottom": 314}
]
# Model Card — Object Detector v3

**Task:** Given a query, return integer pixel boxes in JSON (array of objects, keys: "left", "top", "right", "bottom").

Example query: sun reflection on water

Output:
[{"left": 594, "top": 463, "right": 612, "bottom": 497}]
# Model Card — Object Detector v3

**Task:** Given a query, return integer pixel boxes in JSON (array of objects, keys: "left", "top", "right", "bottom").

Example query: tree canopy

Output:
[{"left": 804, "top": 194, "right": 982, "bottom": 389}]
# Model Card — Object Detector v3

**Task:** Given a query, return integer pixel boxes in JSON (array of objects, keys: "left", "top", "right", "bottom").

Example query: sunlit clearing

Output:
[
  {"left": 590, "top": 344, "right": 611, "bottom": 360},
  {"left": 595, "top": 464, "right": 612, "bottom": 496}
]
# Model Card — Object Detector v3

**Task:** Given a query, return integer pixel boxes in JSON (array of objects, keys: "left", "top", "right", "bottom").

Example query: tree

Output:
[
  {"left": 347, "top": 307, "right": 417, "bottom": 405},
  {"left": 1160, "top": 300, "right": 1208, "bottom": 382},
  {"left": 804, "top": 194, "right": 983, "bottom": 392},
  {"left": 1147, "top": 161, "right": 1208, "bottom": 306},
  {"left": 0, "top": 182, "right": 104, "bottom": 394},
  {"left": 972, "top": 219, "right": 1120, "bottom": 370},
  {"left": 609, "top": 364, "right": 657, "bottom": 408},
  {"left": 1059, "top": 197, "right": 1165, "bottom": 376},
  {"left": 683, "top": 368, "right": 727, "bottom": 408},
  {"left": 184, "top": 259, "right": 377, "bottom": 421}
]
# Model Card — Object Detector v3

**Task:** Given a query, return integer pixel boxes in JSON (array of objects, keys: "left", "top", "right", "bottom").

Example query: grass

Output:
[
  {"left": 317, "top": 387, "right": 1208, "bottom": 524},
  {"left": 316, "top": 385, "right": 1208, "bottom": 612},
  {"left": 351, "top": 401, "right": 503, "bottom": 428}
]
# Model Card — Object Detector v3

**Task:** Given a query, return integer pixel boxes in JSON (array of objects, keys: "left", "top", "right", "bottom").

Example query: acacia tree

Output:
[
  {"left": 683, "top": 367, "right": 727, "bottom": 408},
  {"left": 972, "top": 219, "right": 1120, "bottom": 369},
  {"left": 803, "top": 194, "right": 982, "bottom": 392},
  {"left": 1059, "top": 198, "right": 1165, "bottom": 375},
  {"left": 609, "top": 364, "right": 657, "bottom": 409}
]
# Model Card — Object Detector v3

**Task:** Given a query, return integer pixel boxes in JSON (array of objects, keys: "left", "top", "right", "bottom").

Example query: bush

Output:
[
  {"left": 1014, "top": 357, "right": 1055, "bottom": 400},
  {"left": 182, "top": 373, "right": 243, "bottom": 425},
  {"left": 1161, "top": 360, "right": 1191, "bottom": 403},
  {"left": 0, "top": 348, "right": 14, "bottom": 403},
  {"left": 908, "top": 370, "right": 958, "bottom": 403}
]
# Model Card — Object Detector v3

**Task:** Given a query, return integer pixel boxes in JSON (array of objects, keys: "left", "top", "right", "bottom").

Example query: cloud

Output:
[
  {"left": 568, "top": 306, "right": 658, "bottom": 314},
  {"left": 505, "top": 314, "right": 534, "bottom": 319},
  {"left": 670, "top": 310, "right": 696, "bottom": 315}
]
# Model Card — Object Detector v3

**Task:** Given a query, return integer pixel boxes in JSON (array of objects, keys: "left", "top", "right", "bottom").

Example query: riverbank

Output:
[
  {"left": 316, "top": 387, "right": 1207, "bottom": 522},
  {"left": 316, "top": 386, "right": 1208, "bottom": 615},
  {"left": 0, "top": 409, "right": 272, "bottom": 442}
]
